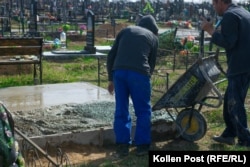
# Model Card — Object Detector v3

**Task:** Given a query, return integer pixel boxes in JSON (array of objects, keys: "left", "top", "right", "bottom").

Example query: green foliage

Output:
[
  {"left": 44, "top": 35, "right": 53, "bottom": 41},
  {"left": 62, "top": 24, "right": 71, "bottom": 32},
  {"left": 143, "top": 2, "right": 154, "bottom": 15},
  {"left": 190, "top": 44, "right": 199, "bottom": 52},
  {"left": 0, "top": 75, "right": 33, "bottom": 88},
  {"left": 0, "top": 57, "right": 99, "bottom": 88},
  {"left": 99, "top": 40, "right": 114, "bottom": 46},
  {"left": 185, "top": 41, "right": 193, "bottom": 49},
  {"left": 158, "top": 29, "right": 177, "bottom": 50},
  {"left": 203, "top": 109, "right": 223, "bottom": 124}
]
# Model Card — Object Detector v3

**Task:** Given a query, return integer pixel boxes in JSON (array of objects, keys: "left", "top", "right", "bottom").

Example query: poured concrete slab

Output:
[
  {"left": 0, "top": 82, "right": 175, "bottom": 147},
  {"left": 0, "top": 82, "right": 115, "bottom": 112},
  {"left": 43, "top": 51, "right": 107, "bottom": 60}
]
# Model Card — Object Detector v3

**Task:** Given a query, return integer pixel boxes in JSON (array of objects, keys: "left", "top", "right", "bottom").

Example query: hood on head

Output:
[{"left": 138, "top": 15, "right": 158, "bottom": 35}]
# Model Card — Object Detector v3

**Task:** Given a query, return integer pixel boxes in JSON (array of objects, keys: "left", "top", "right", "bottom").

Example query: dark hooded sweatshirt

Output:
[
  {"left": 211, "top": 4, "right": 250, "bottom": 76},
  {"left": 106, "top": 15, "right": 159, "bottom": 81}
]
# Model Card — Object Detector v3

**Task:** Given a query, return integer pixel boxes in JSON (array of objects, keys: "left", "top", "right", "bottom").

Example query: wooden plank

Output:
[
  {"left": 0, "top": 60, "right": 40, "bottom": 65},
  {"left": 0, "top": 48, "right": 41, "bottom": 56},
  {"left": 0, "top": 38, "right": 43, "bottom": 46}
]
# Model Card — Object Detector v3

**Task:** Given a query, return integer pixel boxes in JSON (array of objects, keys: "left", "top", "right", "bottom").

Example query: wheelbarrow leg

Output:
[
  {"left": 175, "top": 107, "right": 207, "bottom": 141},
  {"left": 175, "top": 107, "right": 194, "bottom": 138},
  {"left": 165, "top": 107, "right": 179, "bottom": 122}
]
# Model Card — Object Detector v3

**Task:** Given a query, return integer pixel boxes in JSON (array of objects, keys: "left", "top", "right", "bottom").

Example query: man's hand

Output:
[
  {"left": 107, "top": 81, "right": 114, "bottom": 95},
  {"left": 200, "top": 17, "right": 215, "bottom": 36}
]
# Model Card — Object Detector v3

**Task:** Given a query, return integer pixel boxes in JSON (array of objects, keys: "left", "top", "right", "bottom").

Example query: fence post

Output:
[
  {"left": 173, "top": 49, "right": 176, "bottom": 72},
  {"left": 166, "top": 72, "right": 169, "bottom": 91}
]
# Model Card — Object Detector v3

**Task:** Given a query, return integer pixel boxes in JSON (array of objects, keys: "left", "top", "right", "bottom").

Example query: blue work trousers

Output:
[
  {"left": 222, "top": 72, "right": 250, "bottom": 142},
  {"left": 113, "top": 69, "right": 152, "bottom": 146}
]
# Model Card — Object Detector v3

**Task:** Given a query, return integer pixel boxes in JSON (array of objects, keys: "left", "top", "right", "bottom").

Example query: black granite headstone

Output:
[
  {"left": 84, "top": 10, "right": 96, "bottom": 54},
  {"left": 28, "top": 0, "right": 38, "bottom": 36}
]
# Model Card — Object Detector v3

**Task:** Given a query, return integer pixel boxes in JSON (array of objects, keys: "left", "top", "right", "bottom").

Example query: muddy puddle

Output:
[{"left": 13, "top": 101, "right": 173, "bottom": 137}]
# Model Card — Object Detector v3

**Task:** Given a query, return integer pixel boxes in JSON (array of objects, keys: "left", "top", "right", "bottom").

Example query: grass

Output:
[{"left": 0, "top": 57, "right": 100, "bottom": 88}]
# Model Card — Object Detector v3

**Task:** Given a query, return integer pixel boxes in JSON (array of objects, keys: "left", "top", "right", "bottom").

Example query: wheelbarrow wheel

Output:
[{"left": 175, "top": 108, "right": 207, "bottom": 141}]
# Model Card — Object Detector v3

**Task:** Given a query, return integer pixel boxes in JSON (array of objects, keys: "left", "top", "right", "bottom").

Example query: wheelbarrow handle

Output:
[
  {"left": 198, "top": 62, "right": 223, "bottom": 108},
  {"left": 199, "top": 30, "right": 204, "bottom": 58}
]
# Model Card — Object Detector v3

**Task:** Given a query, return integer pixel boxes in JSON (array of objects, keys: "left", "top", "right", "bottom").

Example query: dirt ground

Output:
[
  {"left": 26, "top": 130, "right": 224, "bottom": 166},
  {"left": 31, "top": 141, "right": 117, "bottom": 166}
]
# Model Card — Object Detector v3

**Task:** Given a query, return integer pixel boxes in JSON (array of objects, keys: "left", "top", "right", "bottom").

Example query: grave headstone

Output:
[
  {"left": 111, "top": 18, "right": 116, "bottom": 38},
  {"left": 84, "top": 10, "right": 96, "bottom": 54},
  {"left": 28, "top": 0, "right": 39, "bottom": 36}
]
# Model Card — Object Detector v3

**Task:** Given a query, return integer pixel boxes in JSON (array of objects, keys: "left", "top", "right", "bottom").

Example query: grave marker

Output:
[
  {"left": 84, "top": 10, "right": 96, "bottom": 54},
  {"left": 28, "top": 0, "right": 39, "bottom": 36}
]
